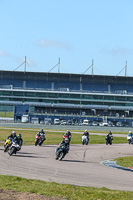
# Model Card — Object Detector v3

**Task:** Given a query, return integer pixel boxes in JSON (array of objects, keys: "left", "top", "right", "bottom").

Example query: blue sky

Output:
[{"left": 0, "top": 0, "right": 133, "bottom": 76}]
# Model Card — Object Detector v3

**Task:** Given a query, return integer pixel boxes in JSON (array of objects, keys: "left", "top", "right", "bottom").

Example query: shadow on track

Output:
[
  {"left": 40, "top": 145, "right": 57, "bottom": 148},
  {"left": 12, "top": 154, "right": 47, "bottom": 158},
  {"left": 62, "top": 159, "right": 88, "bottom": 163},
  {"left": 17, "top": 152, "right": 34, "bottom": 155}
]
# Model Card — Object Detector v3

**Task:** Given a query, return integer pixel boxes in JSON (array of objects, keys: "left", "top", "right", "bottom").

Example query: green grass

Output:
[
  {"left": 0, "top": 175, "right": 133, "bottom": 200},
  {"left": 0, "top": 127, "right": 127, "bottom": 145},
  {"left": 114, "top": 156, "right": 133, "bottom": 168},
  {"left": 0, "top": 112, "right": 14, "bottom": 117}
]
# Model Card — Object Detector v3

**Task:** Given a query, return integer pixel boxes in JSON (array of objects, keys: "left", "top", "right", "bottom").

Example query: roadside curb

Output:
[{"left": 102, "top": 160, "right": 133, "bottom": 172}]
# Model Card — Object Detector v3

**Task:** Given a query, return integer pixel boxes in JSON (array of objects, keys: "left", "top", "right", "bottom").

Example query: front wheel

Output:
[
  {"left": 35, "top": 141, "right": 38, "bottom": 146},
  {"left": 59, "top": 152, "right": 64, "bottom": 161},
  {"left": 39, "top": 141, "right": 43, "bottom": 146},
  {"left": 86, "top": 139, "right": 89, "bottom": 145},
  {"left": 8, "top": 147, "right": 15, "bottom": 156},
  {"left": 82, "top": 140, "right": 85, "bottom": 145}
]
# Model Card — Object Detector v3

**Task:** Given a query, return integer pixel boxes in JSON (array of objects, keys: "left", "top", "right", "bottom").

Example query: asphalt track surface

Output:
[{"left": 0, "top": 143, "right": 133, "bottom": 192}]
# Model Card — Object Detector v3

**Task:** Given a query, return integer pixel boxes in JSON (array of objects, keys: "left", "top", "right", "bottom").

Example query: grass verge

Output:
[
  {"left": 0, "top": 175, "right": 133, "bottom": 200},
  {"left": 114, "top": 156, "right": 133, "bottom": 168},
  {"left": 0, "top": 128, "right": 127, "bottom": 145}
]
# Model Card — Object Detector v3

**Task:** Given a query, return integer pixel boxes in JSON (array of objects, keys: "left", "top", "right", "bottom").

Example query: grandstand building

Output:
[{"left": 1, "top": 70, "right": 133, "bottom": 125}]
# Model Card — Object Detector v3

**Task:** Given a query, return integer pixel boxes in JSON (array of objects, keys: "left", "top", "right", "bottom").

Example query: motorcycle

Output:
[
  {"left": 35, "top": 134, "right": 45, "bottom": 146},
  {"left": 105, "top": 135, "right": 113, "bottom": 145},
  {"left": 127, "top": 133, "right": 133, "bottom": 144},
  {"left": 4, "top": 138, "right": 12, "bottom": 152},
  {"left": 82, "top": 135, "right": 89, "bottom": 145},
  {"left": 8, "top": 140, "right": 21, "bottom": 156},
  {"left": 55, "top": 143, "right": 69, "bottom": 161}
]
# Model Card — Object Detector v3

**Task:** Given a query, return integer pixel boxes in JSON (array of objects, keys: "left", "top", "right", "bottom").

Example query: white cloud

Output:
[
  {"left": 38, "top": 39, "right": 72, "bottom": 50},
  {"left": 101, "top": 47, "right": 133, "bottom": 56},
  {"left": 110, "top": 48, "right": 133, "bottom": 55},
  {"left": 0, "top": 50, "right": 9, "bottom": 56}
]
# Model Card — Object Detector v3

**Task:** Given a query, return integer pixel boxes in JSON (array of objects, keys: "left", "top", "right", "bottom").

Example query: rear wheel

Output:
[{"left": 4, "top": 145, "right": 8, "bottom": 152}]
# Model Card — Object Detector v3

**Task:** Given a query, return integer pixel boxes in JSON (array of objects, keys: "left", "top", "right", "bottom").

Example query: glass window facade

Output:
[
  {"left": 0, "top": 88, "right": 133, "bottom": 117},
  {"left": 0, "top": 90, "right": 133, "bottom": 107}
]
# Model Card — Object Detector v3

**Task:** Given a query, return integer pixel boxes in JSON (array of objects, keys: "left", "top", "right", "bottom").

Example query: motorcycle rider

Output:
[
  {"left": 63, "top": 130, "right": 71, "bottom": 143},
  {"left": 7, "top": 131, "right": 16, "bottom": 140},
  {"left": 55, "top": 137, "right": 70, "bottom": 160},
  {"left": 36, "top": 129, "right": 46, "bottom": 144},
  {"left": 37, "top": 129, "right": 45, "bottom": 136},
  {"left": 8, "top": 133, "right": 23, "bottom": 154},
  {"left": 106, "top": 131, "right": 113, "bottom": 143},
  {"left": 17, "top": 134, "right": 23, "bottom": 148},
  {"left": 57, "top": 137, "right": 70, "bottom": 154},
  {"left": 129, "top": 131, "right": 133, "bottom": 136},
  {"left": 128, "top": 131, "right": 133, "bottom": 143},
  {"left": 82, "top": 129, "right": 89, "bottom": 144},
  {"left": 4, "top": 131, "right": 16, "bottom": 152},
  {"left": 83, "top": 129, "right": 89, "bottom": 138},
  {"left": 108, "top": 130, "right": 113, "bottom": 136}
]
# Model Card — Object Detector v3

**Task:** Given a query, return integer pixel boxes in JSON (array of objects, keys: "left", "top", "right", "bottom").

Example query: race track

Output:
[{"left": 0, "top": 143, "right": 133, "bottom": 192}]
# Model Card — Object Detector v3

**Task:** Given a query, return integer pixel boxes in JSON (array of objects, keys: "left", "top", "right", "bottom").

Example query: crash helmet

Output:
[
  {"left": 18, "top": 134, "right": 22, "bottom": 139},
  {"left": 12, "top": 131, "right": 16, "bottom": 136},
  {"left": 109, "top": 131, "right": 112, "bottom": 134},
  {"left": 65, "top": 138, "right": 69, "bottom": 143},
  {"left": 129, "top": 131, "right": 132, "bottom": 134},
  {"left": 40, "top": 129, "right": 44, "bottom": 133},
  {"left": 66, "top": 130, "right": 71, "bottom": 135},
  {"left": 85, "top": 129, "right": 88, "bottom": 133}
]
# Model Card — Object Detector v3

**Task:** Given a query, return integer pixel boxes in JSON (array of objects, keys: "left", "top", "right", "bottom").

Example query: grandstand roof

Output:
[{"left": 1, "top": 70, "right": 133, "bottom": 84}]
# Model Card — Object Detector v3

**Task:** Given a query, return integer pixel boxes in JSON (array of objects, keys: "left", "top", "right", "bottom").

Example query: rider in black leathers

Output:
[
  {"left": 83, "top": 129, "right": 89, "bottom": 139},
  {"left": 17, "top": 134, "right": 23, "bottom": 147},
  {"left": 63, "top": 130, "right": 71, "bottom": 143},
  {"left": 56, "top": 137, "right": 70, "bottom": 155},
  {"left": 12, "top": 133, "right": 23, "bottom": 148},
  {"left": 7, "top": 131, "right": 17, "bottom": 140},
  {"left": 106, "top": 131, "right": 113, "bottom": 144},
  {"left": 36, "top": 129, "right": 46, "bottom": 144}
]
